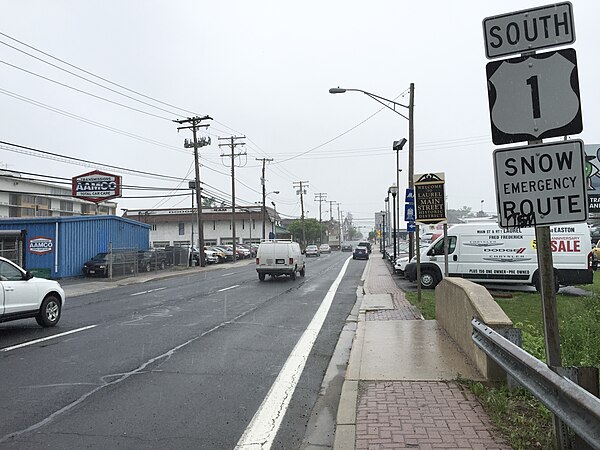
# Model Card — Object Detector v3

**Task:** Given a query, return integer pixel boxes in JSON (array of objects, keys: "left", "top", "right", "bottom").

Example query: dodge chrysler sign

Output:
[
  {"left": 72, "top": 170, "right": 121, "bottom": 203},
  {"left": 494, "top": 140, "right": 587, "bottom": 228}
]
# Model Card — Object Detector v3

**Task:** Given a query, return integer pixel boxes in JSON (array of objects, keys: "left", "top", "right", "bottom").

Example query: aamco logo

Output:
[{"left": 29, "top": 237, "right": 53, "bottom": 255}]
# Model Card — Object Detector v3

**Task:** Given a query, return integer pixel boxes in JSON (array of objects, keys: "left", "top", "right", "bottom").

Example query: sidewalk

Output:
[
  {"left": 60, "top": 259, "right": 254, "bottom": 297},
  {"left": 334, "top": 254, "right": 511, "bottom": 450}
]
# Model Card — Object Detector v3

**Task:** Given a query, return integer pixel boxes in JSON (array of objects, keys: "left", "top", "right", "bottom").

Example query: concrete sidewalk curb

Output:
[
  {"left": 333, "top": 258, "right": 372, "bottom": 450},
  {"left": 61, "top": 259, "right": 255, "bottom": 297}
]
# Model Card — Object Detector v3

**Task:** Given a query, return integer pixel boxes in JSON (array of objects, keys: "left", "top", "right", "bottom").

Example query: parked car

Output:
[
  {"left": 213, "top": 246, "right": 235, "bottom": 262},
  {"left": 319, "top": 243, "right": 331, "bottom": 254},
  {"left": 305, "top": 245, "right": 320, "bottom": 257},
  {"left": 203, "top": 248, "right": 220, "bottom": 264},
  {"left": 357, "top": 241, "right": 372, "bottom": 253},
  {"left": 353, "top": 246, "right": 369, "bottom": 260},
  {"left": 0, "top": 256, "right": 65, "bottom": 327},
  {"left": 230, "top": 245, "right": 251, "bottom": 259},
  {"left": 208, "top": 247, "right": 227, "bottom": 263},
  {"left": 238, "top": 243, "right": 257, "bottom": 257},
  {"left": 341, "top": 243, "right": 353, "bottom": 252},
  {"left": 137, "top": 248, "right": 167, "bottom": 272},
  {"left": 83, "top": 251, "right": 137, "bottom": 277}
]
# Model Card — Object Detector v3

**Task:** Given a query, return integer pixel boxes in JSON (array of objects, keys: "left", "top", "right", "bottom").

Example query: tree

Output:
[
  {"left": 447, "top": 206, "right": 474, "bottom": 223},
  {"left": 202, "top": 196, "right": 217, "bottom": 208},
  {"left": 287, "top": 218, "right": 326, "bottom": 245}
]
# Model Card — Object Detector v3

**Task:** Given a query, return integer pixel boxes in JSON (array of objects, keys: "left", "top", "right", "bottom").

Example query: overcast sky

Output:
[{"left": 1, "top": 0, "right": 598, "bottom": 231}]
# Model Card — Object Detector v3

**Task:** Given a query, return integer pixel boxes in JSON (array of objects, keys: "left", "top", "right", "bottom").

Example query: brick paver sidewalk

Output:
[
  {"left": 363, "top": 255, "right": 421, "bottom": 321},
  {"left": 353, "top": 255, "right": 511, "bottom": 449},
  {"left": 356, "top": 381, "right": 510, "bottom": 449}
]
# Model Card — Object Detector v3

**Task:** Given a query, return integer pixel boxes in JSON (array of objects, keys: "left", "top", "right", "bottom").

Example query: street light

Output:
[
  {"left": 262, "top": 190, "right": 280, "bottom": 240},
  {"left": 271, "top": 201, "right": 277, "bottom": 238},
  {"left": 393, "top": 138, "right": 407, "bottom": 253},
  {"left": 330, "top": 84, "right": 415, "bottom": 259},
  {"left": 380, "top": 210, "right": 386, "bottom": 259},
  {"left": 389, "top": 184, "right": 398, "bottom": 264}
]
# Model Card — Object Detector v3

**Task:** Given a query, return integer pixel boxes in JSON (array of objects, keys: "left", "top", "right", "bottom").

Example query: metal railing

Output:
[{"left": 472, "top": 318, "right": 600, "bottom": 449}]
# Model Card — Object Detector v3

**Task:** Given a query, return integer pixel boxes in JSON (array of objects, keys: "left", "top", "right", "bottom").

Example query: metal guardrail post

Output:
[{"left": 472, "top": 318, "right": 600, "bottom": 449}]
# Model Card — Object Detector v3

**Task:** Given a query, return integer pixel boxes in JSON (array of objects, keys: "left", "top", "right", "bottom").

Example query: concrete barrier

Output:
[{"left": 435, "top": 277, "right": 514, "bottom": 380}]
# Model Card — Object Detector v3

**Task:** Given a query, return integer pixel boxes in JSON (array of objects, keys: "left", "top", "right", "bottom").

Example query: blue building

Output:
[{"left": 0, "top": 216, "right": 150, "bottom": 279}]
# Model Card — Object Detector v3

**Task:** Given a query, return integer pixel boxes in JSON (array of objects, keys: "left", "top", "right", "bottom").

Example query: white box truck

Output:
[
  {"left": 404, "top": 222, "right": 593, "bottom": 291},
  {"left": 256, "top": 239, "right": 305, "bottom": 281}
]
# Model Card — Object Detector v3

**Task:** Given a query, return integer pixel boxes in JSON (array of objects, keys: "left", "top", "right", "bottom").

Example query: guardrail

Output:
[{"left": 471, "top": 318, "right": 600, "bottom": 449}]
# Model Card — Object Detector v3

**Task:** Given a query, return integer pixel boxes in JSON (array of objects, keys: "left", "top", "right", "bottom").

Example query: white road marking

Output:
[
  {"left": 235, "top": 257, "right": 351, "bottom": 450},
  {"left": 130, "top": 287, "right": 167, "bottom": 296},
  {"left": 0, "top": 325, "right": 97, "bottom": 353},
  {"left": 221, "top": 272, "right": 236, "bottom": 277},
  {"left": 218, "top": 285, "right": 239, "bottom": 292}
]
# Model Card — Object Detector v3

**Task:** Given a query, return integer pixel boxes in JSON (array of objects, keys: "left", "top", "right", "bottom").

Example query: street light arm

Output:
[{"left": 329, "top": 87, "right": 409, "bottom": 120}]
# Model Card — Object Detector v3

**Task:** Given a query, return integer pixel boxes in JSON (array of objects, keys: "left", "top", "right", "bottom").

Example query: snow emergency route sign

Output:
[
  {"left": 494, "top": 139, "right": 587, "bottom": 228},
  {"left": 72, "top": 170, "right": 122, "bottom": 203}
]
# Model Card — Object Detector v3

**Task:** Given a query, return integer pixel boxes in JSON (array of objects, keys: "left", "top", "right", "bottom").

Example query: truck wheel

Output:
[
  {"left": 534, "top": 271, "right": 560, "bottom": 293},
  {"left": 420, "top": 270, "right": 440, "bottom": 289},
  {"left": 258, "top": 272, "right": 265, "bottom": 281}
]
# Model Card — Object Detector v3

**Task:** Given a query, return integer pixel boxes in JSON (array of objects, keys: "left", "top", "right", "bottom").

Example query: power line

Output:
[
  {"left": 0, "top": 141, "right": 187, "bottom": 182},
  {"left": 0, "top": 58, "right": 174, "bottom": 120},
  {"left": 0, "top": 31, "right": 199, "bottom": 117},
  {"left": 0, "top": 38, "right": 187, "bottom": 118}
]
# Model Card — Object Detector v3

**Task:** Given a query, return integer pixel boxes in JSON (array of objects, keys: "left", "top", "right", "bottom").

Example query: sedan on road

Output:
[
  {"left": 341, "top": 243, "right": 353, "bottom": 252},
  {"left": 305, "top": 245, "right": 320, "bottom": 257},
  {"left": 319, "top": 244, "right": 331, "bottom": 254}
]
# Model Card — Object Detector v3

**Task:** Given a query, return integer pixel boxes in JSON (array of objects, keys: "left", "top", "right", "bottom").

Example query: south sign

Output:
[
  {"left": 483, "top": 2, "right": 575, "bottom": 59},
  {"left": 72, "top": 170, "right": 122, "bottom": 203}
]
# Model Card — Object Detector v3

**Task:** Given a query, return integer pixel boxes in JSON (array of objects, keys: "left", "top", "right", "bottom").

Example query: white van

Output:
[
  {"left": 404, "top": 222, "right": 593, "bottom": 291},
  {"left": 255, "top": 239, "right": 305, "bottom": 281}
]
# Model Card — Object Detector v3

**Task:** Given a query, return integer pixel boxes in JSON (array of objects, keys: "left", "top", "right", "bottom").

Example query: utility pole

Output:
[
  {"left": 256, "top": 158, "right": 274, "bottom": 240},
  {"left": 219, "top": 136, "right": 246, "bottom": 263},
  {"left": 314, "top": 192, "right": 327, "bottom": 245},
  {"left": 408, "top": 83, "right": 415, "bottom": 260},
  {"left": 174, "top": 115, "right": 212, "bottom": 267},
  {"left": 293, "top": 181, "right": 309, "bottom": 247},
  {"left": 328, "top": 200, "right": 336, "bottom": 221},
  {"left": 336, "top": 203, "right": 342, "bottom": 247}
]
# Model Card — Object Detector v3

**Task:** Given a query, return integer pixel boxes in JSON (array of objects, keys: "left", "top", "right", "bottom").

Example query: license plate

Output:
[
  {"left": 276, "top": 259, "right": 285, "bottom": 264},
  {"left": 89, "top": 270, "right": 95, "bottom": 274}
]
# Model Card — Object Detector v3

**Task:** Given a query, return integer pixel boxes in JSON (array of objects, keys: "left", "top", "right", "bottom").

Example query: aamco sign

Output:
[
  {"left": 494, "top": 140, "right": 587, "bottom": 228},
  {"left": 72, "top": 170, "right": 121, "bottom": 203},
  {"left": 29, "top": 236, "right": 53, "bottom": 255}
]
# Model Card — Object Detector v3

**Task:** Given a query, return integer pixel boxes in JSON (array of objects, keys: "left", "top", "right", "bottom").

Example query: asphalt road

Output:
[{"left": 0, "top": 251, "right": 365, "bottom": 449}]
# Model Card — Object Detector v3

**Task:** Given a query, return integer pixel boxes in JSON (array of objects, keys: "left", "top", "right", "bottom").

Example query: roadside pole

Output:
[{"left": 483, "top": 4, "right": 583, "bottom": 448}]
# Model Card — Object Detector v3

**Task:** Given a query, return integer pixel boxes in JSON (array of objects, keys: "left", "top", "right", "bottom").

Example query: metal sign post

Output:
[{"left": 483, "top": 5, "right": 585, "bottom": 447}]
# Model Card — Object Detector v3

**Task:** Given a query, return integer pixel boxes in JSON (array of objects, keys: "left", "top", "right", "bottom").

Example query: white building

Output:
[
  {"left": 123, "top": 205, "right": 283, "bottom": 248},
  {"left": 0, "top": 170, "right": 117, "bottom": 217}
]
